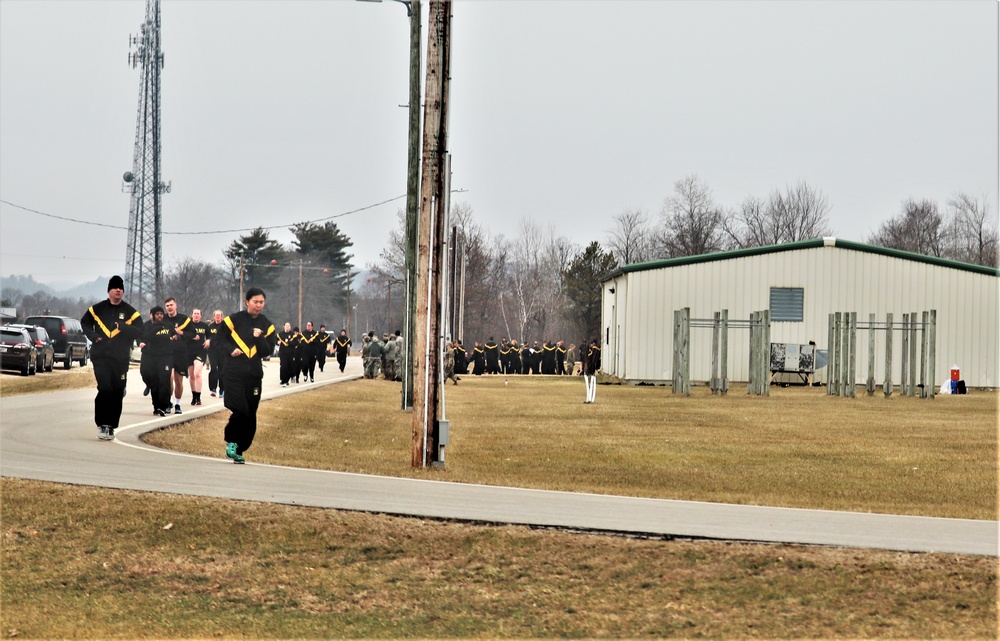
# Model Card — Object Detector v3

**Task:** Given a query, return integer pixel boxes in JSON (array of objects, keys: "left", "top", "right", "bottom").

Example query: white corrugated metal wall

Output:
[{"left": 602, "top": 243, "right": 999, "bottom": 388}]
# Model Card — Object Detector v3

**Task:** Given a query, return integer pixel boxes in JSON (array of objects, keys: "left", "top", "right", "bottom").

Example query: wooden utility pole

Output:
[
  {"left": 401, "top": 0, "right": 422, "bottom": 411},
  {"left": 411, "top": 0, "right": 451, "bottom": 468}
]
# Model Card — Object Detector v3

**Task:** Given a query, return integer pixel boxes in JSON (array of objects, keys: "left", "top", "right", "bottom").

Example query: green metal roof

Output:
[{"left": 603, "top": 238, "right": 1000, "bottom": 281}]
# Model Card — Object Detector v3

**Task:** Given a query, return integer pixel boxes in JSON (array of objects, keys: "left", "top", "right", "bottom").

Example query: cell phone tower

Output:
[{"left": 122, "top": 0, "right": 170, "bottom": 307}]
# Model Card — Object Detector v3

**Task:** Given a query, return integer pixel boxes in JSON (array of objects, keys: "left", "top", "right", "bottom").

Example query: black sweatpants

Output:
[
  {"left": 222, "top": 371, "right": 263, "bottom": 455},
  {"left": 208, "top": 350, "right": 226, "bottom": 394},
  {"left": 141, "top": 358, "right": 172, "bottom": 412},
  {"left": 92, "top": 357, "right": 129, "bottom": 428}
]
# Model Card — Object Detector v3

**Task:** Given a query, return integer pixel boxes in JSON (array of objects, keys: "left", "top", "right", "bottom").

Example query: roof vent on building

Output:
[{"left": 823, "top": 237, "right": 837, "bottom": 247}]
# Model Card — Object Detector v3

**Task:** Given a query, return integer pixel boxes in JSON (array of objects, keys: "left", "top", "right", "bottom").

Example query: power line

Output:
[{"left": 0, "top": 194, "right": 408, "bottom": 235}]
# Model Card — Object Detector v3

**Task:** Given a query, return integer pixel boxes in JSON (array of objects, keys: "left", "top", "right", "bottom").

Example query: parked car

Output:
[
  {"left": 0, "top": 326, "right": 38, "bottom": 376},
  {"left": 23, "top": 315, "right": 89, "bottom": 369},
  {"left": 7, "top": 324, "right": 55, "bottom": 372}
]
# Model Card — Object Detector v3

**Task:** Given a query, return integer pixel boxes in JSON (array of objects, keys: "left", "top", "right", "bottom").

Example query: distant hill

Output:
[
  {"left": 0, "top": 275, "right": 54, "bottom": 297},
  {"left": 0, "top": 274, "right": 107, "bottom": 302}
]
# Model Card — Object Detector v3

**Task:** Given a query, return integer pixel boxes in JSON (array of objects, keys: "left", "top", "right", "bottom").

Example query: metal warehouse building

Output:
[{"left": 600, "top": 238, "right": 999, "bottom": 389}]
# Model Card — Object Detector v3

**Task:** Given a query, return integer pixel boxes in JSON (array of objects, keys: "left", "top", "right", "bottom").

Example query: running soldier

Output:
[
  {"left": 162, "top": 297, "right": 191, "bottom": 414},
  {"left": 186, "top": 308, "right": 209, "bottom": 405},
  {"left": 334, "top": 329, "right": 352, "bottom": 373},
  {"left": 206, "top": 310, "right": 227, "bottom": 398},
  {"left": 81, "top": 275, "right": 144, "bottom": 440},
  {"left": 139, "top": 305, "right": 173, "bottom": 416},
  {"left": 315, "top": 324, "right": 331, "bottom": 372},
  {"left": 277, "top": 322, "right": 296, "bottom": 387},
  {"left": 299, "top": 321, "right": 318, "bottom": 382},
  {"left": 217, "top": 287, "right": 277, "bottom": 464}
]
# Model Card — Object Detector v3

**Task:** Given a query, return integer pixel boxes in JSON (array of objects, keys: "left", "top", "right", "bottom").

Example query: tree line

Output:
[{"left": 4, "top": 175, "right": 995, "bottom": 345}]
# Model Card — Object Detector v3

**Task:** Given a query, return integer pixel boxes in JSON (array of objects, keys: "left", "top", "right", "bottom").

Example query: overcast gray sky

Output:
[{"left": 1, "top": 0, "right": 997, "bottom": 288}]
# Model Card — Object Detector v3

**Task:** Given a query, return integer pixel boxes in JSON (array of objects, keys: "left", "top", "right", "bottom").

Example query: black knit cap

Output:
[{"left": 108, "top": 275, "right": 125, "bottom": 291}]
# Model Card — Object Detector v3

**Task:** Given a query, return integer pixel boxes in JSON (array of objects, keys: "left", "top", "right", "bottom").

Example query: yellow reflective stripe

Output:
[
  {"left": 88, "top": 306, "right": 118, "bottom": 339},
  {"left": 223, "top": 316, "right": 255, "bottom": 358},
  {"left": 125, "top": 311, "right": 141, "bottom": 325}
]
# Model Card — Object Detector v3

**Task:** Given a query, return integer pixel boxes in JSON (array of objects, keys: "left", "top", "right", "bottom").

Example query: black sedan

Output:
[{"left": 1, "top": 327, "right": 38, "bottom": 376}]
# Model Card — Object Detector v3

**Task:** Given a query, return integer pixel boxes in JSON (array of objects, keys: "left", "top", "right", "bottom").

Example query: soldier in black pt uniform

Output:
[
  {"left": 334, "top": 329, "right": 352, "bottom": 373},
  {"left": 469, "top": 341, "right": 486, "bottom": 375},
  {"left": 81, "top": 275, "right": 144, "bottom": 440},
  {"left": 277, "top": 322, "right": 296, "bottom": 386},
  {"left": 205, "top": 310, "right": 227, "bottom": 398},
  {"left": 217, "top": 287, "right": 277, "bottom": 464},
  {"left": 186, "top": 308, "right": 210, "bottom": 405},
  {"left": 519, "top": 342, "right": 532, "bottom": 374},
  {"left": 139, "top": 306, "right": 173, "bottom": 416},
  {"left": 453, "top": 340, "right": 468, "bottom": 375},
  {"left": 316, "top": 324, "right": 331, "bottom": 372},
  {"left": 540, "top": 341, "right": 557, "bottom": 374},
  {"left": 299, "top": 321, "right": 319, "bottom": 382},
  {"left": 484, "top": 337, "right": 500, "bottom": 374},
  {"left": 162, "top": 297, "right": 191, "bottom": 414}
]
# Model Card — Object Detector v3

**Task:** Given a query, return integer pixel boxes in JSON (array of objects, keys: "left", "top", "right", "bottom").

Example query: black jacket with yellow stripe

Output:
[
  {"left": 81, "top": 299, "right": 144, "bottom": 362},
  {"left": 216, "top": 311, "right": 277, "bottom": 378}
]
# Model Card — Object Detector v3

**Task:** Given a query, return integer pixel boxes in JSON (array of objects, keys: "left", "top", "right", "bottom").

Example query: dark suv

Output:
[{"left": 23, "top": 315, "right": 89, "bottom": 369}]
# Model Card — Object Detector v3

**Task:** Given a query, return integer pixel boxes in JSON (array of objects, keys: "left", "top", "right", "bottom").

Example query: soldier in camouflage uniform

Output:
[{"left": 443, "top": 340, "right": 459, "bottom": 385}]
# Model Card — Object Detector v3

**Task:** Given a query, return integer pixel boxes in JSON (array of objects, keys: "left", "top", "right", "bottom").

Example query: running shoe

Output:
[
  {"left": 174, "top": 404, "right": 182, "bottom": 415},
  {"left": 232, "top": 452, "right": 245, "bottom": 464},
  {"left": 226, "top": 442, "right": 237, "bottom": 460},
  {"left": 97, "top": 425, "right": 111, "bottom": 440}
]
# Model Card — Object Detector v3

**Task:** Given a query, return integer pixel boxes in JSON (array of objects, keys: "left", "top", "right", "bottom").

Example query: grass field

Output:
[
  {"left": 0, "top": 364, "right": 96, "bottom": 396},
  {"left": 2, "top": 373, "right": 997, "bottom": 638},
  {"left": 3, "top": 478, "right": 996, "bottom": 639},
  {"left": 145, "top": 376, "right": 998, "bottom": 520}
]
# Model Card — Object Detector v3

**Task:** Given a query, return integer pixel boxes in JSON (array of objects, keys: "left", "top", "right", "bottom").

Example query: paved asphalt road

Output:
[{"left": 1, "top": 357, "right": 996, "bottom": 556}]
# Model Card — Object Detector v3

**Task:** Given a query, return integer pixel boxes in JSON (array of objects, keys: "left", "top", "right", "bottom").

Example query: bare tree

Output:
[
  {"left": 867, "top": 198, "right": 948, "bottom": 257},
  {"left": 368, "top": 209, "right": 407, "bottom": 283},
  {"left": 724, "top": 181, "right": 832, "bottom": 248},
  {"left": 448, "top": 201, "right": 505, "bottom": 343},
  {"left": 947, "top": 193, "right": 998, "bottom": 267},
  {"left": 161, "top": 258, "right": 231, "bottom": 315},
  {"left": 659, "top": 175, "right": 725, "bottom": 257},
  {"left": 606, "top": 207, "right": 656, "bottom": 265},
  {"left": 504, "top": 219, "right": 547, "bottom": 342}
]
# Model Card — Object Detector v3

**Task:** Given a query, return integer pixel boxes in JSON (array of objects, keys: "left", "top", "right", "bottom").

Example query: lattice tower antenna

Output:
[{"left": 122, "top": 0, "right": 170, "bottom": 307}]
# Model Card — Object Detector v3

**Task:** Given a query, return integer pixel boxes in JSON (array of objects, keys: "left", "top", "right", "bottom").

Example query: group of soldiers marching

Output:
[
  {"left": 361, "top": 330, "right": 404, "bottom": 381},
  {"left": 442, "top": 337, "right": 602, "bottom": 384},
  {"left": 276, "top": 322, "right": 352, "bottom": 386},
  {"left": 353, "top": 331, "right": 603, "bottom": 391}
]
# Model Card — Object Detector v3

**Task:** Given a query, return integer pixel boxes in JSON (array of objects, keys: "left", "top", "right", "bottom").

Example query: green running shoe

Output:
[
  {"left": 225, "top": 442, "right": 237, "bottom": 460},
  {"left": 232, "top": 452, "right": 245, "bottom": 464}
]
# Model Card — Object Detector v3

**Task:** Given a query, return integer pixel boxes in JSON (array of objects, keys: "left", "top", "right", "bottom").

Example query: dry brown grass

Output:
[
  {"left": 145, "top": 376, "right": 999, "bottom": 520},
  {"left": 0, "top": 364, "right": 97, "bottom": 396},
  {"left": 2, "top": 477, "right": 996, "bottom": 640}
]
